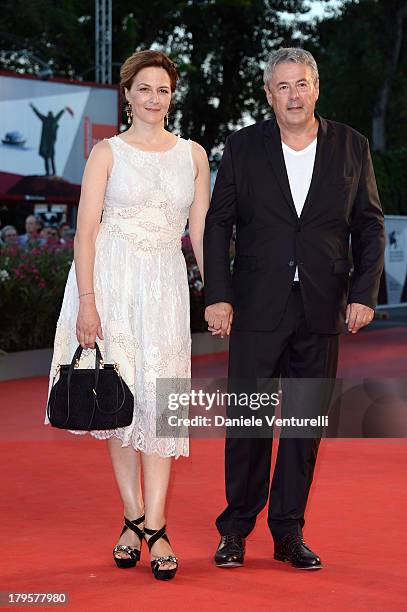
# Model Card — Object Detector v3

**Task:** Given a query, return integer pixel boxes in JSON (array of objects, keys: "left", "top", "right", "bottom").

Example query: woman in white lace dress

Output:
[{"left": 45, "top": 50, "right": 210, "bottom": 580}]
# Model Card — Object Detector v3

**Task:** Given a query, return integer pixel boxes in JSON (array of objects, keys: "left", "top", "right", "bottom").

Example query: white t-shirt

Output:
[{"left": 282, "top": 138, "right": 317, "bottom": 281}]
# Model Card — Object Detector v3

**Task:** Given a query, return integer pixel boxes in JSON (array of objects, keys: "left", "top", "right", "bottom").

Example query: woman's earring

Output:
[
  {"left": 165, "top": 112, "right": 169, "bottom": 128},
  {"left": 126, "top": 103, "right": 133, "bottom": 125}
]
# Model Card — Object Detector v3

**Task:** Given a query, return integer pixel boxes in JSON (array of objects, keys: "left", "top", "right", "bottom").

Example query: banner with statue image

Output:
[{"left": 0, "top": 72, "right": 119, "bottom": 202}]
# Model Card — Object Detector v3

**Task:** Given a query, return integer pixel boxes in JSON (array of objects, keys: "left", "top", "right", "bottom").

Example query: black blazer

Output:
[{"left": 203, "top": 114, "right": 385, "bottom": 334}]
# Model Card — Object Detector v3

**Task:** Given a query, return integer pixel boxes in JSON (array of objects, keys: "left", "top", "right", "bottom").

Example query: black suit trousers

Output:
[{"left": 215, "top": 284, "right": 339, "bottom": 541}]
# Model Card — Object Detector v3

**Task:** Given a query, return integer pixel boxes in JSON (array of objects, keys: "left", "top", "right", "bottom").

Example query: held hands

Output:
[
  {"left": 205, "top": 302, "right": 233, "bottom": 338},
  {"left": 76, "top": 297, "right": 104, "bottom": 349},
  {"left": 346, "top": 302, "right": 374, "bottom": 334}
]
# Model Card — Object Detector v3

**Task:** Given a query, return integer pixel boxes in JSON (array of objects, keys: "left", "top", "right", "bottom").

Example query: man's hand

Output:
[
  {"left": 345, "top": 302, "right": 374, "bottom": 334},
  {"left": 205, "top": 302, "right": 233, "bottom": 338}
]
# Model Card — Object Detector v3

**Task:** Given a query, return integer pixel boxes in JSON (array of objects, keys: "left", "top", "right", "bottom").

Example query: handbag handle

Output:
[
  {"left": 48, "top": 343, "right": 129, "bottom": 428},
  {"left": 67, "top": 343, "right": 103, "bottom": 391}
]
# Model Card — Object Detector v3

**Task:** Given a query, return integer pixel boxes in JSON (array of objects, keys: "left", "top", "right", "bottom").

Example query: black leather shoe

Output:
[
  {"left": 214, "top": 535, "right": 245, "bottom": 567},
  {"left": 274, "top": 534, "right": 323, "bottom": 570}
]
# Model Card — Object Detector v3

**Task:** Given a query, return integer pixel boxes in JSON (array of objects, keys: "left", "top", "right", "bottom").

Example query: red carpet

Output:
[
  {"left": 192, "top": 326, "right": 407, "bottom": 379},
  {"left": 1, "top": 328, "right": 406, "bottom": 610}
]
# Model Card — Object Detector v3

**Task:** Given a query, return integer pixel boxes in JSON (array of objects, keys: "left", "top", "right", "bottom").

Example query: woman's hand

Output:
[{"left": 76, "top": 297, "right": 104, "bottom": 349}]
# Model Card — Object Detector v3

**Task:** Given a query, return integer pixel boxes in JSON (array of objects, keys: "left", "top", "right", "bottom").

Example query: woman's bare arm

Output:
[
  {"left": 188, "top": 141, "right": 210, "bottom": 281},
  {"left": 189, "top": 145, "right": 231, "bottom": 337},
  {"left": 74, "top": 140, "right": 112, "bottom": 348}
]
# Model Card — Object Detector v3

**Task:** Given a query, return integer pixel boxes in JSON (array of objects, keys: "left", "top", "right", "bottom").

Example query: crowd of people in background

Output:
[{"left": 0, "top": 214, "right": 74, "bottom": 249}]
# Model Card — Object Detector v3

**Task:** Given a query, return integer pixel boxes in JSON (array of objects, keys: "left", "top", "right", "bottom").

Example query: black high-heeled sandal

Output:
[
  {"left": 144, "top": 525, "right": 178, "bottom": 581},
  {"left": 113, "top": 515, "right": 145, "bottom": 569}
]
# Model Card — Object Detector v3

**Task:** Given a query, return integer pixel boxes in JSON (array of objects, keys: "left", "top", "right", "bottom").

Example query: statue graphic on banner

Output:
[{"left": 29, "top": 103, "right": 74, "bottom": 176}]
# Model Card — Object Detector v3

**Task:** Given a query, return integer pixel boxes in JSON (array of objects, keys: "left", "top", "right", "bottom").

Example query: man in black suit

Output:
[{"left": 203, "top": 48, "right": 385, "bottom": 570}]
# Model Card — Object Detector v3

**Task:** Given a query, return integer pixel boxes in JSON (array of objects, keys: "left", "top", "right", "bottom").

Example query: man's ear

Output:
[
  {"left": 264, "top": 84, "right": 273, "bottom": 107},
  {"left": 314, "top": 78, "right": 320, "bottom": 101}
]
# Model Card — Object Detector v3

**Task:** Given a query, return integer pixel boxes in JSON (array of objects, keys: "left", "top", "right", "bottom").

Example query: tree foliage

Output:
[
  {"left": 307, "top": 0, "right": 407, "bottom": 151},
  {"left": 1, "top": 0, "right": 406, "bottom": 211},
  {"left": 171, "top": 0, "right": 308, "bottom": 152},
  {"left": 0, "top": 0, "right": 93, "bottom": 78},
  {"left": 0, "top": 0, "right": 311, "bottom": 153}
]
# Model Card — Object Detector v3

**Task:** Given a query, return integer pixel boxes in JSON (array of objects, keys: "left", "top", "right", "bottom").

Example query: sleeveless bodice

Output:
[{"left": 101, "top": 135, "right": 195, "bottom": 253}]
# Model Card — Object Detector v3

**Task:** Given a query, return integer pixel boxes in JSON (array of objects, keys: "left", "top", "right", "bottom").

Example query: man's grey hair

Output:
[{"left": 263, "top": 47, "right": 319, "bottom": 89}]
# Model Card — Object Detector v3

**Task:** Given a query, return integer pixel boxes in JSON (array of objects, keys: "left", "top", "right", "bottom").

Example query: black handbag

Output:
[{"left": 47, "top": 343, "right": 134, "bottom": 430}]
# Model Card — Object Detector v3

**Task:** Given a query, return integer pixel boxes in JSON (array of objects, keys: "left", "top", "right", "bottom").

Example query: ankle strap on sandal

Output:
[
  {"left": 122, "top": 515, "right": 145, "bottom": 540},
  {"left": 144, "top": 525, "right": 170, "bottom": 551}
]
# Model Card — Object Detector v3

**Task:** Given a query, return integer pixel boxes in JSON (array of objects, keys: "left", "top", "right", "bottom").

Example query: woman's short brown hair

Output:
[{"left": 120, "top": 50, "right": 179, "bottom": 94}]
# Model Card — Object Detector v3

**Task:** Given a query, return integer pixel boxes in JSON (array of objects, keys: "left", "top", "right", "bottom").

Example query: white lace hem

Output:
[{"left": 64, "top": 427, "right": 189, "bottom": 459}]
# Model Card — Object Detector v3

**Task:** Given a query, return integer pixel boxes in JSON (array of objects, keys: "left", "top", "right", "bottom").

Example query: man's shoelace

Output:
[
  {"left": 281, "top": 534, "right": 311, "bottom": 558},
  {"left": 222, "top": 535, "right": 243, "bottom": 550}
]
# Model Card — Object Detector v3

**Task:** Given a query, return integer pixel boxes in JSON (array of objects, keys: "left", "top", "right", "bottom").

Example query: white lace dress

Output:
[{"left": 44, "top": 134, "right": 195, "bottom": 458}]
